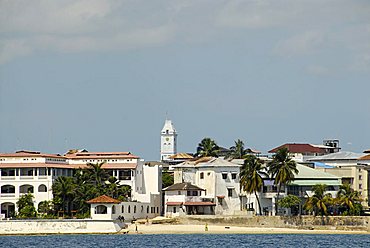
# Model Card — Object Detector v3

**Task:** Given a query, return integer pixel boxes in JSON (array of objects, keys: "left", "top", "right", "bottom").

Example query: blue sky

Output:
[{"left": 1, "top": 0, "right": 370, "bottom": 160}]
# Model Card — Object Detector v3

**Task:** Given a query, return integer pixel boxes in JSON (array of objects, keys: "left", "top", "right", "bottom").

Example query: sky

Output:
[{"left": 1, "top": 0, "right": 370, "bottom": 160}]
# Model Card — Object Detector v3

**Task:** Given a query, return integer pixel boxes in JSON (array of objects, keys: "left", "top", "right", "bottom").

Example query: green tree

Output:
[
  {"left": 278, "top": 194, "right": 301, "bottom": 215},
  {"left": 304, "top": 184, "right": 333, "bottom": 217},
  {"left": 52, "top": 176, "right": 75, "bottom": 216},
  {"left": 84, "top": 162, "right": 109, "bottom": 190},
  {"left": 268, "top": 147, "right": 298, "bottom": 215},
  {"left": 337, "top": 183, "right": 362, "bottom": 216},
  {"left": 196, "top": 138, "right": 220, "bottom": 157},
  {"left": 17, "top": 193, "right": 37, "bottom": 218},
  {"left": 226, "top": 139, "right": 247, "bottom": 159},
  {"left": 240, "top": 155, "right": 267, "bottom": 215},
  {"left": 162, "top": 171, "right": 174, "bottom": 188},
  {"left": 38, "top": 200, "right": 53, "bottom": 216}
]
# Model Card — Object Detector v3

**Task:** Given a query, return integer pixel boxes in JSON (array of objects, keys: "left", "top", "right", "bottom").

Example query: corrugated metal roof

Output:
[{"left": 307, "top": 151, "right": 364, "bottom": 161}]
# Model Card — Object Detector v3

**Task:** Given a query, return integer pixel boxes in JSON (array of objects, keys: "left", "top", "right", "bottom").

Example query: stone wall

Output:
[
  {"left": 0, "top": 219, "right": 126, "bottom": 235},
  {"left": 177, "top": 215, "right": 370, "bottom": 231}
]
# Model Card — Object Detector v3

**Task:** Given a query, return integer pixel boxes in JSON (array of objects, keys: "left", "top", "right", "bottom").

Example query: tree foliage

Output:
[
  {"left": 17, "top": 193, "right": 37, "bottom": 218},
  {"left": 196, "top": 138, "right": 220, "bottom": 157},
  {"left": 226, "top": 139, "right": 248, "bottom": 159},
  {"left": 240, "top": 155, "right": 267, "bottom": 215},
  {"left": 304, "top": 184, "right": 333, "bottom": 217},
  {"left": 278, "top": 195, "right": 301, "bottom": 208}
]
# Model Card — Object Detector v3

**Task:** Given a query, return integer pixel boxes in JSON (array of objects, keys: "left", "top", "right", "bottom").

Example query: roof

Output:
[
  {"left": 169, "top": 153, "right": 194, "bottom": 159},
  {"left": 307, "top": 151, "right": 365, "bottom": 161},
  {"left": 173, "top": 157, "right": 241, "bottom": 168},
  {"left": 73, "top": 163, "right": 137, "bottom": 169},
  {"left": 0, "top": 151, "right": 65, "bottom": 159},
  {"left": 161, "top": 119, "right": 176, "bottom": 134},
  {"left": 359, "top": 154, "right": 370, "bottom": 160},
  {"left": 166, "top": 202, "right": 183, "bottom": 206},
  {"left": 269, "top": 144, "right": 324, "bottom": 154},
  {"left": 86, "top": 195, "right": 121, "bottom": 204},
  {"left": 294, "top": 163, "right": 340, "bottom": 180},
  {"left": 363, "top": 149, "right": 370, "bottom": 154},
  {"left": 65, "top": 151, "right": 138, "bottom": 159},
  {"left": 163, "top": 182, "right": 205, "bottom": 191}
]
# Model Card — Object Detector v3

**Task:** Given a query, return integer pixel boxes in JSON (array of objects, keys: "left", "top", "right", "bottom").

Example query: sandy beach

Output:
[{"left": 126, "top": 223, "right": 369, "bottom": 235}]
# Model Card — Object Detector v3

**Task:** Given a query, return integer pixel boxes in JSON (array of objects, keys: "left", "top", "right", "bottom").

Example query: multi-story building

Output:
[
  {"left": 160, "top": 119, "right": 177, "bottom": 162},
  {"left": 170, "top": 157, "right": 242, "bottom": 215},
  {"left": 0, "top": 151, "right": 73, "bottom": 218},
  {"left": 269, "top": 140, "right": 341, "bottom": 162},
  {"left": 307, "top": 151, "right": 369, "bottom": 207},
  {"left": 0, "top": 150, "right": 162, "bottom": 218}
]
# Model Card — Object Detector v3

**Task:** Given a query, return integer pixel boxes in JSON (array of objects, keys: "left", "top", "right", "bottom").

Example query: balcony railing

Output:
[
  {"left": 0, "top": 176, "right": 16, "bottom": 180},
  {"left": 119, "top": 176, "right": 131, "bottom": 180},
  {"left": 0, "top": 193, "right": 16, "bottom": 198}
]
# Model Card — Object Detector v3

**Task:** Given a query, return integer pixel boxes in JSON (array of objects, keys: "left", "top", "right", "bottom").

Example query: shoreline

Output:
[{"left": 125, "top": 223, "right": 370, "bottom": 235}]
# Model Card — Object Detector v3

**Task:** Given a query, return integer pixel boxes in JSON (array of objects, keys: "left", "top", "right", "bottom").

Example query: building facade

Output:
[
  {"left": 160, "top": 119, "right": 177, "bottom": 162},
  {"left": 0, "top": 150, "right": 162, "bottom": 218}
]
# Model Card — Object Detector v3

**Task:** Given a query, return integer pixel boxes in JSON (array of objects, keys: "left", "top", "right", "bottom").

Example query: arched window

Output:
[
  {"left": 38, "top": 184, "right": 47, "bottom": 192},
  {"left": 19, "top": 184, "right": 34, "bottom": 194},
  {"left": 1, "top": 185, "right": 15, "bottom": 194},
  {"left": 95, "top": 205, "right": 107, "bottom": 214},
  {"left": 112, "top": 205, "right": 116, "bottom": 214}
]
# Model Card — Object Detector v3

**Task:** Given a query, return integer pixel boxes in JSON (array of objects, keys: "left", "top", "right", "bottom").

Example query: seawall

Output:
[
  {"left": 177, "top": 215, "right": 370, "bottom": 232},
  {"left": 0, "top": 219, "right": 126, "bottom": 235}
]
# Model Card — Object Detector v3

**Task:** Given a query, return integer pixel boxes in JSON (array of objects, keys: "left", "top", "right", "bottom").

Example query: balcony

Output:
[
  {"left": 0, "top": 176, "right": 16, "bottom": 180},
  {"left": 0, "top": 193, "right": 16, "bottom": 198}
]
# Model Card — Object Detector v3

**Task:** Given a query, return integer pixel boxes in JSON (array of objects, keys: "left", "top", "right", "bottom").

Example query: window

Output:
[
  {"left": 187, "top": 191, "right": 191, "bottom": 196},
  {"left": 228, "top": 188, "right": 233, "bottom": 197},
  {"left": 128, "top": 205, "right": 131, "bottom": 213},
  {"left": 359, "top": 175, "right": 362, "bottom": 180},
  {"left": 178, "top": 191, "right": 181, "bottom": 195},
  {"left": 222, "top": 173, "right": 228, "bottom": 180},
  {"left": 192, "top": 191, "right": 198, "bottom": 196},
  {"left": 38, "top": 184, "right": 47, "bottom": 192},
  {"left": 112, "top": 205, "right": 116, "bottom": 214},
  {"left": 122, "top": 206, "right": 124, "bottom": 213},
  {"left": 157, "top": 207, "right": 159, "bottom": 213},
  {"left": 134, "top": 205, "right": 137, "bottom": 213},
  {"left": 207, "top": 172, "right": 211, "bottom": 176},
  {"left": 231, "top": 173, "right": 237, "bottom": 180},
  {"left": 200, "top": 172, "right": 204, "bottom": 179},
  {"left": 173, "top": 207, "right": 176, "bottom": 213},
  {"left": 95, "top": 205, "right": 107, "bottom": 214},
  {"left": 359, "top": 184, "right": 362, "bottom": 189}
]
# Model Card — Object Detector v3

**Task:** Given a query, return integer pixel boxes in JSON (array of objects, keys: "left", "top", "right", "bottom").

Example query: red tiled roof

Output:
[
  {"left": 184, "top": 202, "right": 216, "bottom": 206},
  {"left": 359, "top": 154, "right": 370, "bottom": 160},
  {"left": 65, "top": 151, "right": 139, "bottom": 159},
  {"left": 269, "top": 143, "right": 323, "bottom": 154},
  {"left": 166, "top": 202, "right": 183, "bottom": 206},
  {"left": 73, "top": 163, "right": 137, "bottom": 169},
  {"left": 0, "top": 151, "right": 65, "bottom": 159},
  {"left": 86, "top": 195, "right": 121, "bottom": 204}
]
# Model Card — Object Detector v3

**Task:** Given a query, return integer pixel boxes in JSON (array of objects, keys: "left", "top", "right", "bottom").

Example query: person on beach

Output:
[
  {"left": 135, "top": 223, "right": 138, "bottom": 233},
  {"left": 205, "top": 223, "right": 208, "bottom": 231}
]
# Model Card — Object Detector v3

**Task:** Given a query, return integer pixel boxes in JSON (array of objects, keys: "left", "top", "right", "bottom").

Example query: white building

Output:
[
  {"left": 163, "top": 182, "right": 215, "bottom": 217},
  {"left": 0, "top": 150, "right": 162, "bottom": 219},
  {"left": 171, "top": 157, "right": 243, "bottom": 215},
  {"left": 0, "top": 151, "right": 73, "bottom": 218},
  {"left": 160, "top": 119, "right": 177, "bottom": 162},
  {"left": 308, "top": 151, "right": 369, "bottom": 207}
]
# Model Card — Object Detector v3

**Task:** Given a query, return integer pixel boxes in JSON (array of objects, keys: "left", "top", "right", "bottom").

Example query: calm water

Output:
[{"left": 1, "top": 234, "right": 369, "bottom": 248}]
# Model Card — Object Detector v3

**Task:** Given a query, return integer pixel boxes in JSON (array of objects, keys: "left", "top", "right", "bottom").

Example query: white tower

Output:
[{"left": 160, "top": 119, "right": 177, "bottom": 161}]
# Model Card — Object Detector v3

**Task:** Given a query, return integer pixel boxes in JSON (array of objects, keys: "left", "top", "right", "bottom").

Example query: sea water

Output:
[{"left": 0, "top": 234, "right": 369, "bottom": 248}]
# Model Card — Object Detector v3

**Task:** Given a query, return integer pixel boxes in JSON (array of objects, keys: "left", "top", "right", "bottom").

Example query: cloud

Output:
[
  {"left": 274, "top": 31, "right": 325, "bottom": 57},
  {"left": 0, "top": 0, "right": 370, "bottom": 72}
]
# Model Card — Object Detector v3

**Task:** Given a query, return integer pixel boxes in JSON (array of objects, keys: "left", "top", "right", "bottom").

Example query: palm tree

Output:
[
  {"left": 304, "top": 184, "right": 333, "bottom": 219},
  {"left": 52, "top": 176, "right": 75, "bottom": 216},
  {"left": 84, "top": 162, "right": 108, "bottom": 190},
  {"left": 337, "top": 183, "right": 362, "bottom": 215},
  {"left": 196, "top": 138, "right": 220, "bottom": 157},
  {"left": 268, "top": 147, "right": 298, "bottom": 215},
  {"left": 240, "top": 155, "right": 267, "bottom": 215},
  {"left": 226, "top": 139, "right": 247, "bottom": 159}
]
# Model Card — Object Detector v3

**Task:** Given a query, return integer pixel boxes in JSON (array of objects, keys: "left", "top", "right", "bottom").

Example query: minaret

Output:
[{"left": 160, "top": 119, "right": 177, "bottom": 161}]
